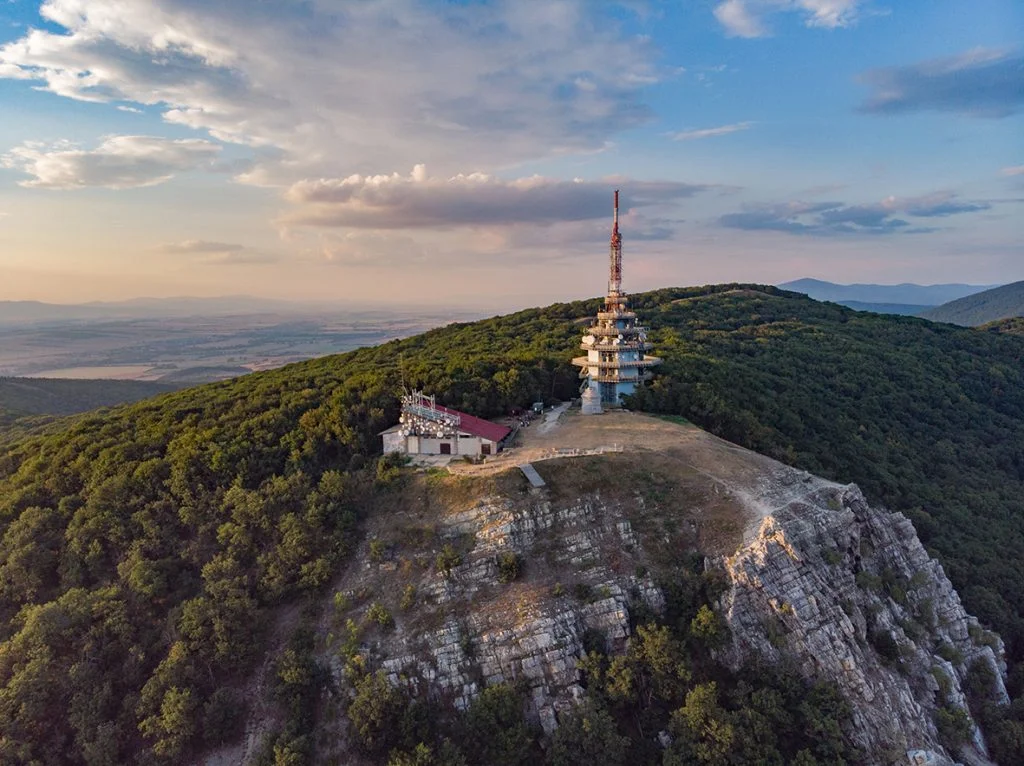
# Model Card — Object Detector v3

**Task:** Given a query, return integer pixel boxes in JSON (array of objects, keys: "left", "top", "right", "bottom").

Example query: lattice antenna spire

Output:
[{"left": 609, "top": 189, "right": 622, "bottom": 296}]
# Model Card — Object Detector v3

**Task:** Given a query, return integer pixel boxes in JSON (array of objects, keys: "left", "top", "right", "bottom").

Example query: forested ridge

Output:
[
  {"left": 0, "top": 377, "right": 178, "bottom": 442},
  {"left": 2, "top": 284, "right": 1024, "bottom": 763},
  {"left": 982, "top": 317, "right": 1024, "bottom": 336},
  {"left": 920, "top": 280, "right": 1024, "bottom": 326}
]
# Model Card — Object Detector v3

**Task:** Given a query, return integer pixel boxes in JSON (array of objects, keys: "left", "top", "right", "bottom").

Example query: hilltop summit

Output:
[{"left": 2, "top": 285, "right": 1024, "bottom": 764}]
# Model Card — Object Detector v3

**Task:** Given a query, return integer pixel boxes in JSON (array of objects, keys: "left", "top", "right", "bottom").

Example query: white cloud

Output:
[
  {"left": 282, "top": 165, "right": 710, "bottom": 229},
  {"left": 670, "top": 122, "right": 753, "bottom": 141},
  {"left": 0, "top": 0, "right": 659, "bottom": 184},
  {"left": 797, "top": 0, "right": 862, "bottom": 28},
  {"left": 714, "top": 0, "right": 862, "bottom": 38},
  {"left": 154, "top": 239, "right": 278, "bottom": 265},
  {"left": 200, "top": 251, "right": 278, "bottom": 266},
  {"left": 1002, "top": 166, "right": 1024, "bottom": 176},
  {"left": 714, "top": 0, "right": 767, "bottom": 38},
  {"left": 1, "top": 135, "right": 220, "bottom": 189},
  {"left": 155, "top": 240, "right": 244, "bottom": 254},
  {"left": 317, "top": 231, "right": 433, "bottom": 267}
]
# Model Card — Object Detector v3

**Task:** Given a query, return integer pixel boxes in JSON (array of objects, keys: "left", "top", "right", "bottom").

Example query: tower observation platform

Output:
[{"left": 572, "top": 190, "right": 661, "bottom": 413}]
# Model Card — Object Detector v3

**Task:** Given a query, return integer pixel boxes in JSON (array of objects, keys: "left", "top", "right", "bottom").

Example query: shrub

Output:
[
  {"left": 348, "top": 671, "right": 407, "bottom": 755},
  {"left": 435, "top": 545, "right": 462, "bottom": 576},
  {"left": 400, "top": 585, "right": 417, "bottom": 611},
  {"left": 572, "top": 583, "right": 593, "bottom": 602},
  {"left": 546, "top": 702, "right": 628, "bottom": 766},
  {"left": 376, "top": 453, "right": 406, "bottom": 485},
  {"left": 367, "top": 602, "right": 395, "bottom": 631},
  {"left": 690, "top": 604, "right": 728, "bottom": 649},
  {"left": 461, "top": 684, "right": 534, "bottom": 765},
  {"left": 935, "top": 705, "right": 973, "bottom": 754},
  {"left": 496, "top": 551, "right": 521, "bottom": 584},
  {"left": 936, "top": 643, "right": 964, "bottom": 666},
  {"left": 869, "top": 629, "right": 901, "bottom": 665},
  {"left": 932, "top": 666, "right": 953, "bottom": 701}
]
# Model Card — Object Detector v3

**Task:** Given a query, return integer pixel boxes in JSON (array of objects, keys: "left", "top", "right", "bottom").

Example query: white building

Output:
[{"left": 380, "top": 391, "right": 511, "bottom": 457}]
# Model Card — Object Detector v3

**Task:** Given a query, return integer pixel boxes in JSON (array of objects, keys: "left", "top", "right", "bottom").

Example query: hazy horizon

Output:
[{"left": 1, "top": 1, "right": 1021, "bottom": 306}]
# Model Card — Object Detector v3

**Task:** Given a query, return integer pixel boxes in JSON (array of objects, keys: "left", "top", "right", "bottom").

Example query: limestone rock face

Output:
[
  {"left": 353, "top": 495, "right": 663, "bottom": 732},
  {"left": 199, "top": 416, "right": 1014, "bottom": 766},
  {"left": 319, "top": 451, "right": 1008, "bottom": 766},
  {"left": 719, "top": 483, "right": 1007, "bottom": 766}
]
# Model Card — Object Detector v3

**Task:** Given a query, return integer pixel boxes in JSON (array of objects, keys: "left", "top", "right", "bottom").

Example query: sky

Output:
[{"left": 0, "top": 0, "right": 1021, "bottom": 310}]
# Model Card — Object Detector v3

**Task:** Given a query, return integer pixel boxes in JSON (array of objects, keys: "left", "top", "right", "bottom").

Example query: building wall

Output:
[
  {"left": 382, "top": 431, "right": 405, "bottom": 453},
  {"left": 400, "top": 434, "right": 499, "bottom": 456}
]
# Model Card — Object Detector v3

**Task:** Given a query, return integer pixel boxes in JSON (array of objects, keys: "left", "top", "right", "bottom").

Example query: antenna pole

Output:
[{"left": 609, "top": 189, "right": 622, "bottom": 297}]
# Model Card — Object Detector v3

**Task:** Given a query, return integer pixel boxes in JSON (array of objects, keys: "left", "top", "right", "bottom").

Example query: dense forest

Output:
[
  {"left": 983, "top": 317, "right": 1024, "bottom": 336},
  {"left": 0, "top": 377, "right": 178, "bottom": 441},
  {"left": 2, "top": 284, "right": 1024, "bottom": 763}
]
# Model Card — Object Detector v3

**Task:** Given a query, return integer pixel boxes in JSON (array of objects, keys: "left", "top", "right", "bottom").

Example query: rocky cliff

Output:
[
  {"left": 210, "top": 413, "right": 1010, "bottom": 765},
  {"left": 720, "top": 483, "right": 1007, "bottom": 765}
]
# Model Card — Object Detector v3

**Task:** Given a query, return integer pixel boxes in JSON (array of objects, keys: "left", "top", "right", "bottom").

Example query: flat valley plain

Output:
[{"left": 0, "top": 309, "right": 481, "bottom": 383}]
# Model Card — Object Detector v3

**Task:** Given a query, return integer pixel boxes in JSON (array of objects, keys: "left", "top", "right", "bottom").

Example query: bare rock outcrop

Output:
[
  {"left": 719, "top": 483, "right": 1007, "bottom": 765},
  {"left": 314, "top": 434, "right": 1009, "bottom": 766},
  {"left": 352, "top": 494, "right": 663, "bottom": 731}
]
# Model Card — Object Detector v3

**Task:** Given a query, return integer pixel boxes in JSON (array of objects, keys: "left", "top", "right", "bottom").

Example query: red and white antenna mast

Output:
[{"left": 608, "top": 189, "right": 623, "bottom": 297}]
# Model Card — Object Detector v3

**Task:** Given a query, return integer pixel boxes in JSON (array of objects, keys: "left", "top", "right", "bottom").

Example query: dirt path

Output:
[
  {"left": 537, "top": 401, "right": 571, "bottom": 435},
  {"left": 448, "top": 408, "right": 702, "bottom": 477},
  {"left": 447, "top": 406, "right": 839, "bottom": 544}
]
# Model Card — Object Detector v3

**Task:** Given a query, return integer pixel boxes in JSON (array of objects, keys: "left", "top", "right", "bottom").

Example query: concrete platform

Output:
[{"left": 518, "top": 463, "right": 546, "bottom": 487}]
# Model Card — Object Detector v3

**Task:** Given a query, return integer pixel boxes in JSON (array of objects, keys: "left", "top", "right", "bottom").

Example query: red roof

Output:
[{"left": 434, "top": 402, "right": 511, "bottom": 443}]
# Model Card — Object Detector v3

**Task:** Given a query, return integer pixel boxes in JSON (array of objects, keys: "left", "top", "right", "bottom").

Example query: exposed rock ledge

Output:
[
  {"left": 321, "top": 463, "right": 1008, "bottom": 765},
  {"left": 719, "top": 483, "right": 1007, "bottom": 765}
]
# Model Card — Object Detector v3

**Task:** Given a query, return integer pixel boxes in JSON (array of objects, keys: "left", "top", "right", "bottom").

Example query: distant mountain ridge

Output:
[
  {"left": 779, "top": 278, "right": 996, "bottom": 312},
  {"left": 0, "top": 296, "right": 338, "bottom": 323},
  {"left": 830, "top": 300, "right": 931, "bottom": 316},
  {"left": 0, "top": 296, "right": 492, "bottom": 324},
  {"left": 920, "top": 281, "right": 1024, "bottom": 326}
]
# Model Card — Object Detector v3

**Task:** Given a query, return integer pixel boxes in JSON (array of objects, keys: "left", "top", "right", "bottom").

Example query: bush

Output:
[
  {"left": 869, "top": 629, "right": 901, "bottom": 665},
  {"left": 573, "top": 583, "right": 593, "bottom": 602},
  {"left": 348, "top": 671, "right": 408, "bottom": 755},
  {"left": 496, "top": 551, "right": 521, "bottom": 584},
  {"left": 690, "top": 604, "right": 728, "bottom": 649},
  {"left": 435, "top": 545, "right": 463, "bottom": 576},
  {"left": 546, "top": 702, "right": 628, "bottom": 766},
  {"left": 935, "top": 705, "right": 973, "bottom": 754},
  {"left": 936, "top": 642, "right": 964, "bottom": 666},
  {"left": 400, "top": 584, "right": 417, "bottom": 611},
  {"left": 461, "top": 684, "right": 534, "bottom": 765},
  {"left": 367, "top": 602, "right": 395, "bottom": 631}
]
